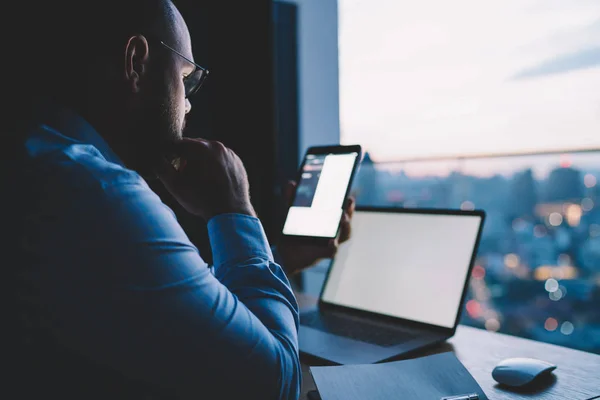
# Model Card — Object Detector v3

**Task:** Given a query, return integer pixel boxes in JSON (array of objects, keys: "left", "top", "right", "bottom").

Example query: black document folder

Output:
[{"left": 310, "top": 352, "right": 488, "bottom": 400}]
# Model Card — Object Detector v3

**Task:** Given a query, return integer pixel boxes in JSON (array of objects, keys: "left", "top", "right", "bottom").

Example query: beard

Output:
[
  {"left": 156, "top": 94, "right": 184, "bottom": 144},
  {"left": 127, "top": 91, "right": 185, "bottom": 178}
]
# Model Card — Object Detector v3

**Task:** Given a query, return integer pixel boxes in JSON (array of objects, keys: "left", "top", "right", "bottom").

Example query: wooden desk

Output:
[{"left": 296, "top": 293, "right": 600, "bottom": 400}]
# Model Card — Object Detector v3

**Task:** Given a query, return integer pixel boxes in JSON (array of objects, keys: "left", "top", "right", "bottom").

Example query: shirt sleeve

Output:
[
  {"left": 272, "top": 244, "right": 284, "bottom": 267},
  {"left": 36, "top": 167, "right": 301, "bottom": 399}
]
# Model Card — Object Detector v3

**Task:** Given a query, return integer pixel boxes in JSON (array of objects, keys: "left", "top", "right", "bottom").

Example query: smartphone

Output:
[{"left": 282, "top": 145, "right": 362, "bottom": 243}]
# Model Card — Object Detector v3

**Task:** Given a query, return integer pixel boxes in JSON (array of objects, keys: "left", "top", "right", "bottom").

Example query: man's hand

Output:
[
  {"left": 278, "top": 181, "right": 355, "bottom": 276},
  {"left": 158, "top": 138, "right": 256, "bottom": 220}
]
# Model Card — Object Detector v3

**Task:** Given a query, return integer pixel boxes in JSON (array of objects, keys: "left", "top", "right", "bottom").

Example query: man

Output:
[{"left": 2, "top": 0, "right": 353, "bottom": 398}]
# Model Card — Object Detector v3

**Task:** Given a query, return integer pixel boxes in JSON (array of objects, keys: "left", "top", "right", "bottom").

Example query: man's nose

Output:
[{"left": 185, "top": 99, "right": 192, "bottom": 114}]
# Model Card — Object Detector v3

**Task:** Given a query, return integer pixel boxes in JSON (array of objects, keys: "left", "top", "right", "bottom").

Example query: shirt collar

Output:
[{"left": 31, "top": 100, "right": 125, "bottom": 167}]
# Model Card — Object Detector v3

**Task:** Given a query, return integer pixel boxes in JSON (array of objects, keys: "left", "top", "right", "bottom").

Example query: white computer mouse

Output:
[{"left": 492, "top": 357, "right": 557, "bottom": 387}]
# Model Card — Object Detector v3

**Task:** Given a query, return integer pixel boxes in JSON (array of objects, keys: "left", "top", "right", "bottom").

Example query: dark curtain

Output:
[{"left": 149, "top": 0, "right": 279, "bottom": 262}]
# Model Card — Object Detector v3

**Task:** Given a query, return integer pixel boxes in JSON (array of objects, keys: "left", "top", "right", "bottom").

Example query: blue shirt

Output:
[{"left": 7, "top": 105, "right": 301, "bottom": 399}]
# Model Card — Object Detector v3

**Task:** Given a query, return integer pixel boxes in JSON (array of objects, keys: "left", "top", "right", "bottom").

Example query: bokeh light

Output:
[
  {"left": 561, "top": 321, "right": 575, "bottom": 335},
  {"left": 534, "top": 265, "right": 578, "bottom": 281},
  {"left": 544, "top": 278, "right": 559, "bottom": 293},
  {"left": 559, "top": 285, "right": 568, "bottom": 296},
  {"left": 549, "top": 288, "right": 564, "bottom": 301},
  {"left": 584, "top": 174, "right": 597, "bottom": 188},
  {"left": 582, "top": 198, "right": 594, "bottom": 212},
  {"left": 461, "top": 201, "right": 475, "bottom": 211},
  {"left": 485, "top": 318, "right": 500, "bottom": 332},
  {"left": 534, "top": 266, "right": 552, "bottom": 281},
  {"left": 483, "top": 309, "right": 499, "bottom": 321},
  {"left": 559, "top": 155, "right": 572, "bottom": 168},
  {"left": 548, "top": 212, "right": 563, "bottom": 227},
  {"left": 565, "top": 204, "right": 582, "bottom": 226},
  {"left": 504, "top": 254, "right": 519, "bottom": 269},
  {"left": 556, "top": 266, "right": 577, "bottom": 280},
  {"left": 472, "top": 265, "right": 486, "bottom": 280},
  {"left": 466, "top": 300, "right": 482, "bottom": 318},
  {"left": 544, "top": 318, "right": 558, "bottom": 331}
]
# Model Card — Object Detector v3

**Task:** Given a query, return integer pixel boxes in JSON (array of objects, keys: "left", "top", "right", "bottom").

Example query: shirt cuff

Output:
[{"left": 207, "top": 214, "right": 274, "bottom": 267}]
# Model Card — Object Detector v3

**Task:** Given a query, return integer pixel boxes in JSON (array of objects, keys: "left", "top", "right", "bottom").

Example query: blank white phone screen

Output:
[
  {"left": 321, "top": 211, "right": 482, "bottom": 328},
  {"left": 283, "top": 152, "right": 358, "bottom": 238}
]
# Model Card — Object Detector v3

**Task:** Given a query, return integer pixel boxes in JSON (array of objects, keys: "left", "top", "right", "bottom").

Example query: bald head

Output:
[
  {"left": 5, "top": 0, "right": 199, "bottom": 175},
  {"left": 8, "top": 0, "right": 185, "bottom": 103},
  {"left": 169, "top": 4, "right": 194, "bottom": 61}
]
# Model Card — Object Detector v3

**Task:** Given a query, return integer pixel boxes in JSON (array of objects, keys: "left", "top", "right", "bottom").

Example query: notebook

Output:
[{"left": 310, "top": 352, "right": 488, "bottom": 400}]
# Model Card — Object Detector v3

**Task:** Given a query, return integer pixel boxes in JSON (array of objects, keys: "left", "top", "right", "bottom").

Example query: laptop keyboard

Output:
[{"left": 301, "top": 311, "right": 417, "bottom": 347}]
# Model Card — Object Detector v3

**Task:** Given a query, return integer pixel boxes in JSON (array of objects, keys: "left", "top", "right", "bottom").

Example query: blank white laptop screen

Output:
[{"left": 321, "top": 210, "right": 482, "bottom": 329}]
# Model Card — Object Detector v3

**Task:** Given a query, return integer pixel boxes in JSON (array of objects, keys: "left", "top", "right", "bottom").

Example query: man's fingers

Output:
[
  {"left": 335, "top": 197, "right": 355, "bottom": 244},
  {"left": 315, "top": 240, "right": 338, "bottom": 259},
  {"left": 175, "top": 137, "right": 211, "bottom": 148},
  {"left": 157, "top": 155, "right": 184, "bottom": 187},
  {"left": 338, "top": 211, "right": 352, "bottom": 243},
  {"left": 313, "top": 239, "right": 338, "bottom": 261},
  {"left": 159, "top": 138, "right": 215, "bottom": 188},
  {"left": 172, "top": 137, "right": 213, "bottom": 159},
  {"left": 170, "top": 138, "right": 230, "bottom": 176},
  {"left": 327, "top": 239, "right": 339, "bottom": 258},
  {"left": 346, "top": 197, "right": 356, "bottom": 217},
  {"left": 157, "top": 154, "right": 178, "bottom": 176}
]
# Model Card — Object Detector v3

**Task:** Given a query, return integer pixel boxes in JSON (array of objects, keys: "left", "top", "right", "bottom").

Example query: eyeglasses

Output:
[{"left": 160, "top": 41, "right": 209, "bottom": 98}]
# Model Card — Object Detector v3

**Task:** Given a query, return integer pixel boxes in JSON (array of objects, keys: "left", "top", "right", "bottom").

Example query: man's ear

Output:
[{"left": 124, "top": 35, "right": 150, "bottom": 94}]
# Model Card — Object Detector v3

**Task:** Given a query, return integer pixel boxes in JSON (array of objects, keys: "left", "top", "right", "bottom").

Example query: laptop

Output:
[{"left": 299, "top": 206, "right": 485, "bottom": 365}]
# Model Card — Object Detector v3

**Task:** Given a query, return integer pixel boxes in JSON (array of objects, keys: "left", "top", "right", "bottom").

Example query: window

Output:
[
  {"left": 339, "top": 0, "right": 600, "bottom": 159},
  {"left": 353, "top": 153, "right": 600, "bottom": 353},
  {"left": 339, "top": 0, "right": 600, "bottom": 354}
]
